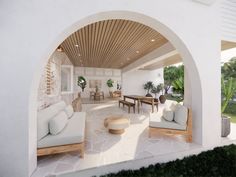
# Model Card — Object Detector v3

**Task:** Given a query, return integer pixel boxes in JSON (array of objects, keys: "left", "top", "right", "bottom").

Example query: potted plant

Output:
[
  {"left": 144, "top": 81, "right": 154, "bottom": 97},
  {"left": 107, "top": 79, "right": 114, "bottom": 91},
  {"left": 221, "top": 77, "right": 236, "bottom": 137},
  {"left": 158, "top": 84, "right": 166, "bottom": 104},
  {"left": 77, "top": 76, "right": 87, "bottom": 92},
  {"left": 151, "top": 84, "right": 162, "bottom": 98}
]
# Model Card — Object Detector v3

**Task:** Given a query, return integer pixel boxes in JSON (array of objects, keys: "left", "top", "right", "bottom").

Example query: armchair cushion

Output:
[
  {"left": 64, "top": 105, "right": 74, "bottom": 118},
  {"left": 174, "top": 105, "right": 188, "bottom": 125},
  {"left": 49, "top": 111, "right": 68, "bottom": 135},
  {"left": 37, "top": 101, "right": 66, "bottom": 140},
  {"left": 149, "top": 117, "right": 186, "bottom": 130},
  {"left": 37, "top": 112, "right": 86, "bottom": 148},
  {"left": 162, "top": 108, "right": 174, "bottom": 121}
]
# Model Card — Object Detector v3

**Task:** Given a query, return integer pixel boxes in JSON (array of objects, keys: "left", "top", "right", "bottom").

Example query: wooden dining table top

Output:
[{"left": 123, "top": 95, "right": 146, "bottom": 100}]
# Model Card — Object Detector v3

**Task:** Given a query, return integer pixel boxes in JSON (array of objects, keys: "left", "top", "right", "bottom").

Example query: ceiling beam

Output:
[
  {"left": 143, "top": 54, "right": 182, "bottom": 70},
  {"left": 122, "top": 42, "right": 177, "bottom": 73}
]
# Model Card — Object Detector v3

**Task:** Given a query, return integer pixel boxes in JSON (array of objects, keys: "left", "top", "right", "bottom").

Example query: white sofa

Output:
[
  {"left": 149, "top": 103, "right": 192, "bottom": 142},
  {"left": 37, "top": 101, "right": 86, "bottom": 157}
]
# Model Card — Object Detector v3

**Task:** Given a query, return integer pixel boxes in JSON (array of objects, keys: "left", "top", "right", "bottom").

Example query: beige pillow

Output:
[
  {"left": 174, "top": 105, "right": 188, "bottom": 125},
  {"left": 49, "top": 111, "right": 68, "bottom": 135},
  {"left": 64, "top": 105, "right": 74, "bottom": 118},
  {"left": 162, "top": 108, "right": 174, "bottom": 121}
]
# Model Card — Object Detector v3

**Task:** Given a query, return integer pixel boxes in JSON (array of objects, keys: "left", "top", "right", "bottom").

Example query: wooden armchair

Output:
[
  {"left": 109, "top": 91, "right": 122, "bottom": 98},
  {"left": 149, "top": 107, "right": 192, "bottom": 143}
]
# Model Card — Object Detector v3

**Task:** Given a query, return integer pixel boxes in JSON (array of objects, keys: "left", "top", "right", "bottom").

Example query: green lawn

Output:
[{"left": 100, "top": 144, "right": 236, "bottom": 177}]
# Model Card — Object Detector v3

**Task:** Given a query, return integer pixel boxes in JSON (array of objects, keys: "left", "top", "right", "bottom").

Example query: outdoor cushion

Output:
[
  {"left": 53, "top": 101, "right": 67, "bottom": 111},
  {"left": 64, "top": 105, "right": 74, "bottom": 118},
  {"left": 37, "top": 101, "right": 67, "bottom": 140},
  {"left": 38, "top": 112, "right": 86, "bottom": 148},
  {"left": 49, "top": 111, "right": 68, "bottom": 135},
  {"left": 169, "top": 102, "right": 181, "bottom": 111},
  {"left": 149, "top": 117, "right": 186, "bottom": 130},
  {"left": 174, "top": 105, "right": 188, "bottom": 125},
  {"left": 162, "top": 108, "right": 174, "bottom": 121}
]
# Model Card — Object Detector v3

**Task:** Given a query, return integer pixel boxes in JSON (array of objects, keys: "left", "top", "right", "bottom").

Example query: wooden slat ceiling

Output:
[{"left": 61, "top": 19, "right": 168, "bottom": 69}]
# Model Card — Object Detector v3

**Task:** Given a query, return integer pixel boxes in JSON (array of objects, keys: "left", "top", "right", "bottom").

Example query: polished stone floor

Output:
[{"left": 33, "top": 100, "right": 236, "bottom": 177}]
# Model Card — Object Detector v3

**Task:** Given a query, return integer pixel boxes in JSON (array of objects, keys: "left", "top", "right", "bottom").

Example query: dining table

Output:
[{"left": 123, "top": 95, "right": 146, "bottom": 113}]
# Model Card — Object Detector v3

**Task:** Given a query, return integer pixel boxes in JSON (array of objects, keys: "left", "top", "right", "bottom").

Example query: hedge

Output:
[{"left": 100, "top": 144, "right": 236, "bottom": 177}]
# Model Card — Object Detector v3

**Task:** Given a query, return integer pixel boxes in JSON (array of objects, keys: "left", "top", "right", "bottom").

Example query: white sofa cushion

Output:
[
  {"left": 170, "top": 102, "right": 181, "bottom": 111},
  {"left": 149, "top": 117, "right": 186, "bottom": 130},
  {"left": 162, "top": 108, "right": 174, "bottom": 121},
  {"left": 37, "top": 101, "right": 67, "bottom": 140},
  {"left": 53, "top": 101, "right": 67, "bottom": 111},
  {"left": 37, "top": 112, "right": 86, "bottom": 148},
  {"left": 174, "top": 105, "right": 188, "bottom": 125},
  {"left": 64, "top": 105, "right": 74, "bottom": 118},
  {"left": 49, "top": 111, "right": 68, "bottom": 135}
]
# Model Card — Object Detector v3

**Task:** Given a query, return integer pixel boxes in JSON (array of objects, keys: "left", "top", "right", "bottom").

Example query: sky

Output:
[{"left": 221, "top": 47, "right": 236, "bottom": 63}]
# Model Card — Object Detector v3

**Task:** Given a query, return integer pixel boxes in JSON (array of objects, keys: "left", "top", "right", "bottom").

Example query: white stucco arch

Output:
[
  {"left": 0, "top": 1, "right": 221, "bottom": 176},
  {"left": 30, "top": 9, "right": 203, "bottom": 174}
]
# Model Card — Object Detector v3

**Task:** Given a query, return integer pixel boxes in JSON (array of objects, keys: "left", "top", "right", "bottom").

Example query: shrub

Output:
[{"left": 100, "top": 144, "right": 236, "bottom": 177}]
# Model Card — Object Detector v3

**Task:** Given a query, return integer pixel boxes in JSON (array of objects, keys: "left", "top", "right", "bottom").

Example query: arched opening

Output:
[{"left": 30, "top": 11, "right": 202, "bottom": 175}]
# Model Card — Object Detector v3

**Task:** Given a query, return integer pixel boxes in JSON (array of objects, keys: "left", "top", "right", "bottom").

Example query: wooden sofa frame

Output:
[
  {"left": 37, "top": 142, "right": 84, "bottom": 157},
  {"left": 149, "top": 108, "right": 192, "bottom": 143}
]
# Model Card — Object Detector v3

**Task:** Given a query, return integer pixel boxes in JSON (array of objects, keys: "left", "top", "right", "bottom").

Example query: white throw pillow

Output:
[
  {"left": 53, "top": 101, "right": 67, "bottom": 112},
  {"left": 37, "top": 101, "right": 67, "bottom": 140},
  {"left": 174, "top": 105, "right": 188, "bottom": 125},
  {"left": 162, "top": 108, "right": 174, "bottom": 121},
  {"left": 64, "top": 105, "right": 74, "bottom": 118},
  {"left": 170, "top": 102, "right": 181, "bottom": 111},
  {"left": 49, "top": 111, "right": 68, "bottom": 135},
  {"left": 37, "top": 106, "right": 58, "bottom": 140}
]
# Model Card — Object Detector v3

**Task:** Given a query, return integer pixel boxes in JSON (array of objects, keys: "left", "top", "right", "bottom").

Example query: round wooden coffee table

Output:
[{"left": 104, "top": 116, "right": 130, "bottom": 134}]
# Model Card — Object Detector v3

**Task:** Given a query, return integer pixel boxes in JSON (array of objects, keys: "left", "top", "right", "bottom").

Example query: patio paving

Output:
[{"left": 33, "top": 100, "right": 236, "bottom": 177}]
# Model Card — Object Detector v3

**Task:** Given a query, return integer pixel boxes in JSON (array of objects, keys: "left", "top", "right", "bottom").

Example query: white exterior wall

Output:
[
  {"left": 221, "top": 0, "right": 236, "bottom": 42},
  {"left": 122, "top": 69, "right": 163, "bottom": 96},
  {"left": 0, "top": 0, "right": 222, "bottom": 176}
]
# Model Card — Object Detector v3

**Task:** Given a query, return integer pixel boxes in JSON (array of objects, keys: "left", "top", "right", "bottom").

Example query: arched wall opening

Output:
[{"left": 30, "top": 11, "right": 203, "bottom": 175}]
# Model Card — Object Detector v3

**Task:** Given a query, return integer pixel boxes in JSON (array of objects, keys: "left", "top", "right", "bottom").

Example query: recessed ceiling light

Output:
[
  {"left": 136, "top": 50, "right": 140, "bottom": 54},
  {"left": 56, "top": 45, "right": 63, "bottom": 52},
  {"left": 78, "top": 53, "right": 81, "bottom": 56},
  {"left": 75, "top": 44, "right": 79, "bottom": 47},
  {"left": 151, "top": 39, "right": 155, "bottom": 42}
]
